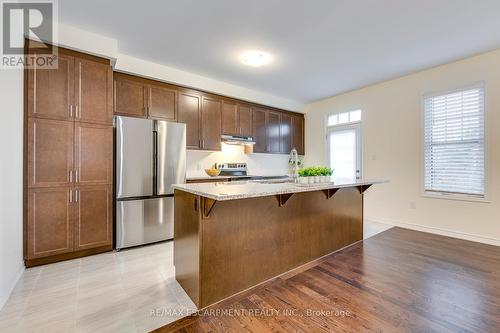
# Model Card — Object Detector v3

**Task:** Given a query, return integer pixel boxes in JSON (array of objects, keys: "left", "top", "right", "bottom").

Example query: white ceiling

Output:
[{"left": 59, "top": 0, "right": 500, "bottom": 103}]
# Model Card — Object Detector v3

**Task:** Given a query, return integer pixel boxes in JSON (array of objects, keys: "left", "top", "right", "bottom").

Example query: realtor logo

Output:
[{"left": 1, "top": 0, "right": 58, "bottom": 69}]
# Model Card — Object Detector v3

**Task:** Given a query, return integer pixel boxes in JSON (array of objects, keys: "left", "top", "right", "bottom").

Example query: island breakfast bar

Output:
[{"left": 172, "top": 179, "right": 385, "bottom": 309}]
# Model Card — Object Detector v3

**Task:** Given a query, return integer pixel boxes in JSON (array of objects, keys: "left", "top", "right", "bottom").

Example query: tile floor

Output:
[{"left": 0, "top": 221, "right": 392, "bottom": 333}]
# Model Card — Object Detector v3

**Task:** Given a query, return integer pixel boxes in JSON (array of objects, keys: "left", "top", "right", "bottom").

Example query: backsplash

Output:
[{"left": 186, "top": 144, "right": 290, "bottom": 177}]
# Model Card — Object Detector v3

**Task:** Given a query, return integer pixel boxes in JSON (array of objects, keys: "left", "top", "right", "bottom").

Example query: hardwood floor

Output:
[{"left": 155, "top": 227, "right": 500, "bottom": 333}]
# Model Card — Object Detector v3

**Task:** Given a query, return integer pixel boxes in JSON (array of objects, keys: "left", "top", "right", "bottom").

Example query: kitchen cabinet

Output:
[
  {"left": 74, "top": 185, "right": 112, "bottom": 250},
  {"left": 201, "top": 96, "right": 222, "bottom": 151},
  {"left": 75, "top": 58, "right": 113, "bottom": 124},
  {"left": 292, "top": 116, "right": 305, "bottom": 155},
  {"left": 25, "top": 45, "right": 113, "bottom": 267},
  {"left": 280, "top": 113, "right": 293, "bottom": 154},
  {"left": 113, "top": 74, "right": 147, "bottom": 118},
  {"left": 75, "top": 123, "right": 113, "bottom": 185},
  {"left": 27, "top": 187, "right": 74, "bottom": 259},
  {"left": 252, "top": 108, "right": 267, "bottom": 153},
  {"left": 27, "top": 53, "right": 74, "bottom": 121},
  {"left": 238, "top": 104, "right": 253, "bottom": 136},
  {"left": 112, "top": 72, "right": 305, "bottom": 154},
  {"left": 27, "top": 118, "right": 74, "bottom": 188},
  {"left": 148, "top": 84, "right": 177, "bottom": 121},
  {"left": 221, "top": 100, "right": 238, "bottom": 135},
  {"left": 178, "top": 91, "right": 201, "bottom": 149},
  {"left": 267, "top": 111, "right": 281, "bottom": 153}
]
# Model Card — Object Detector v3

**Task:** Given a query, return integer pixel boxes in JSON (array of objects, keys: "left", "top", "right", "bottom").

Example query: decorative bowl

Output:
[{"left": 205, "top": 168, "right": 221, "bottom": 177}]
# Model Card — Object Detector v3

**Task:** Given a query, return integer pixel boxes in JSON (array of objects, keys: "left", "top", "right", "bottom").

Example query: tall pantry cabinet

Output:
[{"left": 24, "top": 46, "right": 113, "bottom": 267}]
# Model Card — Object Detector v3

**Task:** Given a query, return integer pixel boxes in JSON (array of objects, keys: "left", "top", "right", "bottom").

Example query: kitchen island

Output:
[{"left": 172, "top": 179, "right": 385, "bottom": 308}]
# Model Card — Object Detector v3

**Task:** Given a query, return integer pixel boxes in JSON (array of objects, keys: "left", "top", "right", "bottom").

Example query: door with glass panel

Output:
[{"left": 326, "top": 110, "right": 362, "bottom": 180}]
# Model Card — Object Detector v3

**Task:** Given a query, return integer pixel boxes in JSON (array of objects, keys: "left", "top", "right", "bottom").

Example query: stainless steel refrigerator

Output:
[{"left": 115, "top": 116, "right": 186, "bottom": 250}]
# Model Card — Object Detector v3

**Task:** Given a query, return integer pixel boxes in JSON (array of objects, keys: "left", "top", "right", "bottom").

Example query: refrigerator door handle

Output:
[{"left": 153, "top": 130, "right": 158, "bottom": 195}]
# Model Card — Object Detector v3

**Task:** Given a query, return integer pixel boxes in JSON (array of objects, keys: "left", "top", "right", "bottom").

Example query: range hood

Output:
[{"left": 221, "top": 134, "right": 256, "bottom": 145}]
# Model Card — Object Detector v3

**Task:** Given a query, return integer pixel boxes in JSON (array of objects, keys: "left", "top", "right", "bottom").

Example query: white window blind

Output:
[{"left": 424, "top": 86, "right": 485, "bottom": 197}]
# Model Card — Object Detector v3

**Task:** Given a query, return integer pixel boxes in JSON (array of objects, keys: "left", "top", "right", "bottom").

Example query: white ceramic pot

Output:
[
  {"left": 308, "top": 176, "right": 315, "bottom": 184},
  {"left": 299, "top": 176, "right": 308, "bottom": 184},
  {"left": 322, "top": 176, "right": 329, "bottom": 183},
  {"left": 314, "top": 176, "right": 320, "bottom": 183}
]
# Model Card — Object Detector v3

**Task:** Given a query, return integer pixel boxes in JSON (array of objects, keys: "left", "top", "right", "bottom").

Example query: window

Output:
[
  {"left": 424, "top": 86, "right": 485, "bottom": 197},
  {"left": 327, "top": 110, "right": 362, "bottom": 179}
]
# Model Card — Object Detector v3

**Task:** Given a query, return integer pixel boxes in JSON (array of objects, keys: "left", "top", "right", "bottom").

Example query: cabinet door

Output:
[
  {"left": 27, "top": 53, "right": 74, "bottom": 121},
  {"left": 221, "top": 101, "right": 238, "bottom": 135},
  {"left": 75, "top": 58, "right": 112, "bottom": 124},
  {"left": 148, "top": 84, "right": 177, "bottom": 121},
  {"left": 201, "top": 97, "right": 222, "bottom": 151},
  {"left": 280, "top": 113, "right": 293, "bottom": 154},
  {"left": 252, "top": 108, "right": 267, "bottom": 153},
  {"left": 238, "top": 104, "right": 252, "bottom": 136},
  {"left": 28, "top": 118, "right": 74, "bottom": 188},
  {"left": 178, "top": 91, "right": 201, "bottom": 149},
  {"left": 113, "top": 75, "right": 147, "bottom": 117},
  {"left": 292, "top": 116, "right": 305, "bottom": 155},
  {"left": 74, "top": 185, "right": 112, "bottom": 250},
  {"left": 75, "top": 123, "right": 113, "bottom": 185},
  {"left": 27, "top": 187, "right": 73, "bottom": 258},
  {"left": 267, "top": 111, "right": 281, "bottom": 153}
]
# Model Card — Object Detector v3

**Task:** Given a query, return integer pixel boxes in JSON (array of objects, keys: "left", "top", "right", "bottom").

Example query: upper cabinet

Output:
[
  {"left": 221, "top": 100, "right": 238, "bottom": 135},
  {"left": 75, "top": 58, "right": 113, "bottom": 125},
  {"left": 112, "top": 72, "right": 304, "bottom": 155},
  {"left": 267, "top": 111, "right": 281, "bottom": 154},
  {"left": 27, "top": 53, "right": 74, "bottom": 121},
  {"left": 148, "top": 84, "right": 177, "bottom": 121},
  {"left": 252, "top": 108, "right": 267, "bottom": 153},
  {"left": 280, "top": 114, "right": 293, "bottom": 154},
  {"left": 238, "top": 104, "right": 253, "bottom": 137},
  {"left": 178, "top": 90, "right": 201, "bottom": 149},
  {"left": 200, "top": 96, "right": 222, "bottom": 151},
  {"left": 292, "top": 116, "right": 305, "bottom": 155},
  {"left": 113, "top": 73, "right": 147, "bottom": 118}
]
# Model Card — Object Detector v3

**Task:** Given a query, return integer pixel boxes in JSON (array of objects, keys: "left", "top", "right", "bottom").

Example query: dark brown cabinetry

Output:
[
  {"left": 201, "top": 96, "right": 222, "bottom": 151},
  {"left": 178, "top": 91, "right": 201, "bottom": 149},
  {"left": 267, "top": 111, "right": 281, "bottom": 153},
  {"left": 252, "top": 108, "right": 268, "bottom": 153},
  {"left": 113, "top": 73, "right": 147, "bottom": 118},
  {"left": 74, "top": 185, "right": 112, "bottom": 251},
  {"left": 280, "top": 113, "right": 293, "bottom": 154},
  {"left": 112, "top": 72, "right": 305, "bottom": 155},
  {"left": 148, "top": 84, "right": 177, "bottom": 121},
  {"left": 221, "top": 100, "right": 238, "bottom": 135},
  {"left": 26, "top": 187, "right": 74, "bottom": 259},
  {"left": 25, "top": 46, "right": 113, "bottom": 267},
  {"left": 292, "top": 116, "right": 305, "bottom": 155},
  {"left": 238, "top": 104, "right": 253, "bottom": 136}
]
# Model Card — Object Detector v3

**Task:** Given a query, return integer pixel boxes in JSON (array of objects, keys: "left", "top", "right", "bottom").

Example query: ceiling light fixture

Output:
[{"left": 241, "top": 51, "right": 272, "bottom": 67}]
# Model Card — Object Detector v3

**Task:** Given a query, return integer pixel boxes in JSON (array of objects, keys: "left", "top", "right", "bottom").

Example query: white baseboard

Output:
[
  {"left": 365, "top": 217, "right": 500, "bottom": 247},
  {"left": 0, "top": 264, "right": 25, "bottom": 311}
]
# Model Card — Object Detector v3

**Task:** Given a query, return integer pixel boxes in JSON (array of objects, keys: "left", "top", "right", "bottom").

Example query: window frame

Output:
[
  {"left": 420, "top": 83, "right": 489, "bottom": 203},
  {"left": 325, "top": 110, "right": 363, "bottom": 180}
]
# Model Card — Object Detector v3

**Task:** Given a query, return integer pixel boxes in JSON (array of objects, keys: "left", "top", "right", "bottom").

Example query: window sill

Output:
[{"left": 422, "top": 192, "right": 490, "bottom": 203}]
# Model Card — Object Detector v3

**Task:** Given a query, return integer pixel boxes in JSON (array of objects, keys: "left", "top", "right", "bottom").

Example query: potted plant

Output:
[{"left": 298, "top": 168, "right": 309, "bottom": 184}]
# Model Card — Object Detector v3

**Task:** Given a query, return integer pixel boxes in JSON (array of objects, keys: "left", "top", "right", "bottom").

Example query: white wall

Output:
[
  {"left": 304, "top": 49, "right": 500, "bottom": 245},
  {"left": 0, "top": 68, "right": 25, "bottom": 309},
  {"left": 186, "top": 144, "right": 290, "bottom": 178}
]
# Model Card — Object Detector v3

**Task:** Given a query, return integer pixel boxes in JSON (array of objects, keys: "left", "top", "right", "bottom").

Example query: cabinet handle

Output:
[
  {"left": 69, "top": 170, "right": 73, "bottom": 183},
  {"left": 202, "top": 139, "right": 205, "bottom": 148},
  {"left": 75, "top": 170, "right": 79, "bottom": 182},
  {"left": 69, "top": 105, "right": 73, "bottom": 118},
  {"left": 69, "top": 190, "right": 73, "bottom": 203},
  {"left": 75, "top": 105, "right": 80, "bottom": 118},
  {"left": 75, "top": 190, "right": 79, "bottom": 203}
]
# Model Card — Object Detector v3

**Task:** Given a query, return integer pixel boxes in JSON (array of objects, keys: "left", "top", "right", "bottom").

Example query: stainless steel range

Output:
[{"left": 214, "top": 163, "right": 289, "bottom": 181}]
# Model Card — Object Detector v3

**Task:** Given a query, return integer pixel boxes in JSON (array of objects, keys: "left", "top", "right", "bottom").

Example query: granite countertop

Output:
[
  {"left": 186, "top": 175, "right": 288, "bottom": 181},
  {"left": 173, "top": 178, "right": 387, "bottom": 201}
]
